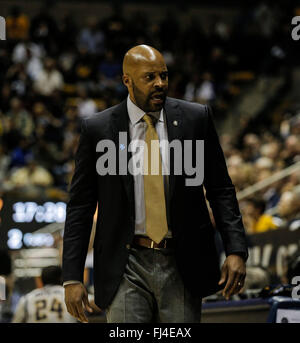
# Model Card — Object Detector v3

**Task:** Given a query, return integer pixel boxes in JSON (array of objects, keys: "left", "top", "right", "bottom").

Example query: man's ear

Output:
[{"left": 122, "top": 74, "right": 130, "bottom": 88}]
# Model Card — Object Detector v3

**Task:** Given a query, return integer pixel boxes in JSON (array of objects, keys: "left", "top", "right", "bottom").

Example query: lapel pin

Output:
[{"left": 173, "top": 120, "right": 178, "bottom": 126}]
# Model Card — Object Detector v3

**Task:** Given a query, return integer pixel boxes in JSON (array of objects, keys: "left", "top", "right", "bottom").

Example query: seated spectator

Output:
[
  {"left": 58, "top": 48, "right": 77, "bottom": 83},
  {"left": 227, "top": 154, "right": 256, "bottom": 191},
  {"left": 77, "top": 17, "right": 105, "bottom": 56},
  {"left": 195, "top": 72, "right": 216, "bottom": 105},
  {"left": 26, "top": 49, "right": 44, "bottom": 82},
  {"left": 9, "top": 137, "right": 33, "bottom": 169},
  {"left": 5, "top": 62, "right": 33, "bottom": 97},
  {"left": 184, "top": 74, "right": 200, "bottom": 102},
  {"left": 29, "top": 5, "right": 59, "bottom": 54},
  {"left": 0, "top": 83, "right": 12, "bottom": 114},
  {"left": 242, "top": 198, "right": 278, "bottom": 234},
  {"left": 280, "top": 135, "right": 300, "bottom": 166},
  {"left": 34, "top": 58, "right": 64, "bottom": 96},
  {"left": 12, "top": 36, "right": 45, "bottom": 65},
  {"left": 32, "top": 101, "right": 63, "bottom": 145},
  {"left": 9, "top": 158, "right": 54, "bottom": 188},
  {"left": 276, "top": 191, "right": 300, "bottom": 231},
  {"left": 76, "top": 86, "right": 97, "bottom": 119},
  {"left": 6, "top": 7, "right": 29, "bottom": 42},
  {"left": 0, "top": 145, "right": 10, "bottom": 188},
  {"left": 6, "top": 98, "right": 34, "bottom": 138},
  {"left": 73, "top": 47, "right": 94, "bottom": 87},
  {"left": 98, "top": 50, "right": 122, "bottom": 81},
  {"left": 254, "top": 157, "right": 274, "bottom": 172},
  {"left": 260, "top": 141, "right": 280, "bottom": 160}
]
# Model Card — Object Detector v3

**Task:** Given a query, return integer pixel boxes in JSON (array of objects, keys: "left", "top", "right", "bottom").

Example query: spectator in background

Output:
[
  {"left": 57, "top": 14, "right": 78, "bottom": 51},
  {"left": 96, "top": 50, "right": 122, "bottom": 95},
  {"left": 12, "top": 36, "right": 44, "bottom": 65},
  {"left": 241, "top": 133, "right": 261, "bottom": 162},
  {"left": 195, "top": 72, "right": 216, "bottom": 105},
  {"left": 6, "top": 98, "right": 34, "bottom": 138},
  {"left": 276, "top": 191, "right": 300, "bottom": 231},
  {"left": 31, "top": 101, "right": 64, "bottom": 169},
  {"left": 9, "top": 158, "right": 54, "bottom": 188},
  {"left": 73, "top": 47, "right": 95, "bottom": 88},
  {"left": 34, "top": 58, "right": 64, "bottom": 96},
  {"left": 207, "top": 47, "right": 228, "bottom": 95},
  {"left": 227, "top": 154, "right": 256, "bottom": 192},
  {"left": 11, "top": 40, "right": 44, "bottom": 82},
  {"left": 9, "top": 137, "right": 33, "bottom": 170},
  {"left": 76, "top": 86, "right": 97, "bottom": 119},
  {"left": 29, "top": 4, "right": 59, "bottom": 55},
  {"left": 260, "top": 141, "right": 280, "bottom": 161},
  {"left": 6, "top": 7, "right": 30, "bottom": 42},
  {"left": 0, "top": 83, "right": 12, "bottom": 114},
  {"left": 242, "top": 198, "right": 278, "bottom": 234},
  {"left": 32, "top": 101, "right": 62, "bottom": 144},
  {"left": 12, "top": 266, "right": 77, "bottom": 323},
  {"left": 280, "top": 135, "right": 300, "bottom": 166},
  {"left": 102, "top": 3, "right": 127, "bottom": 56},
  {"left": 77, "top": 17, "right": 105, "bottom": 56},
  {"left": 183, "top": 74, "right": 199, "bottom": 102},
  {"left": 98, "top": 50, "right": 122, "bottom": 82},
  {"left": 58, "top": 47, "right": 77, "bottom": 84},
  {"left": 1, "top": 114, "right": 24, "bottom": 153},
  {"left": 5, "top": 62, "right": 33, "bottom": 97},
  {"left": 0, "top": 145, "right": 10, "bottom": 188}
]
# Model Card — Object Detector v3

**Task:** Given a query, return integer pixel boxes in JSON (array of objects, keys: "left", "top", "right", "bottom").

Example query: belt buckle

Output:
[
  {"left": 151, "top": 240, "right": 161, "bottom": 250},
  {"left": 151, "top": 239, "right": 166, "bottom": 250}
]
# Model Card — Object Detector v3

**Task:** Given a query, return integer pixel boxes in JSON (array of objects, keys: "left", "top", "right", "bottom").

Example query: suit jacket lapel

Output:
[
  {"left": 164, "top": 97, "right": 183, "bottom": 201},
  {"left": 111, "top": 100, "right": 135, "bottom": 215}
]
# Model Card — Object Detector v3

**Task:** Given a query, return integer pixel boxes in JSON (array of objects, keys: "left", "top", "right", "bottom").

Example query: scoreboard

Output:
[{"left": 0, "top": 196, "right": 66, "bottom": 250}]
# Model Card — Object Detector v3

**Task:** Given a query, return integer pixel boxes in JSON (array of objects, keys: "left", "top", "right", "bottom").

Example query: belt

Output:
[{"left": 132, "top": 236, "right": 174, "bottom": 250}]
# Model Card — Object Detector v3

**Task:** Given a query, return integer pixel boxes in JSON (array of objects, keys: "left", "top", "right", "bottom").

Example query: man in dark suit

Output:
[{"left": 63, "top": 45, "right": 248, "bottom": 323}]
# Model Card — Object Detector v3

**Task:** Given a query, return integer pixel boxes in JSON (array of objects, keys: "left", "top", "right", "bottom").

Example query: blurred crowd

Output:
[
  {"left": 0, "top": 1, "right": 299, "bottom": 235},
  {"left": 221, "top": 115, "right": 300, "bottom": 234}
]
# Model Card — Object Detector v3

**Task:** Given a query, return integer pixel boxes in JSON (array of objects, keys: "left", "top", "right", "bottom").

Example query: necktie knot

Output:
[{"left": 143, "top": 114, "right": 156, "bottom": 128}]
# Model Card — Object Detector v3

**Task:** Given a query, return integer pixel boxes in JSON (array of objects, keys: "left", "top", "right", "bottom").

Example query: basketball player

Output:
[{"left": 12, "top": 266, "right": 77, "bottom": 323}]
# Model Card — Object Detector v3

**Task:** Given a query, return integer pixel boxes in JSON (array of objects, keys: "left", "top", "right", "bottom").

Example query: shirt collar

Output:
[{"left": 127, "top": 95, "right": 164, "bottom": 126}]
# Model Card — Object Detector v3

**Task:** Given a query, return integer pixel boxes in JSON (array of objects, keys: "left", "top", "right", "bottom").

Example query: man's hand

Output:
[
  {"left": 218, "top": 254, "right": 246, "bottom": 300},
  {"left": 64, "top": 283, "right": 94, "bottom": 323}
]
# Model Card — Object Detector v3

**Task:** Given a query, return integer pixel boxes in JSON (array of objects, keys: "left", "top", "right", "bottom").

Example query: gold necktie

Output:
[{"left": 143, "top": 114, "right": 168, "bottom": 244}]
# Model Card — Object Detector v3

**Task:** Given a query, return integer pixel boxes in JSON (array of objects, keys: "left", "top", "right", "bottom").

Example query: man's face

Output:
[{"left": 125, "top": 60, "right": 168, "bottom": 112}]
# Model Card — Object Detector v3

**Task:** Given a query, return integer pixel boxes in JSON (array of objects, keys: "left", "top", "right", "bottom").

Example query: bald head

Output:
[
  {"left": 123, "top": 45, "right": 165, "bottom": 76},
  {"left": 122, "top": 45, "right": 168, "bottom": 112}
]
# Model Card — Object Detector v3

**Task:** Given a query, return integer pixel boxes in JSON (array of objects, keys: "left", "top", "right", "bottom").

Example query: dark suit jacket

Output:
[{"left": 62, "top": 97, "right": 248, "bottom": 309}]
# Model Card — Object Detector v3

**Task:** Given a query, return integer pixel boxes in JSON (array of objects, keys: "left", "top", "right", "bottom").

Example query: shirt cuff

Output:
[{"left": 63, "top": 280, "right": 82, "bottom": 287}]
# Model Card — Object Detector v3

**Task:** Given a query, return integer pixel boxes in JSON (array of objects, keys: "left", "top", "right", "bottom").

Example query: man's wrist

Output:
[{"left": 228, "top": 252, "right": 247, "bottom": 262}]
